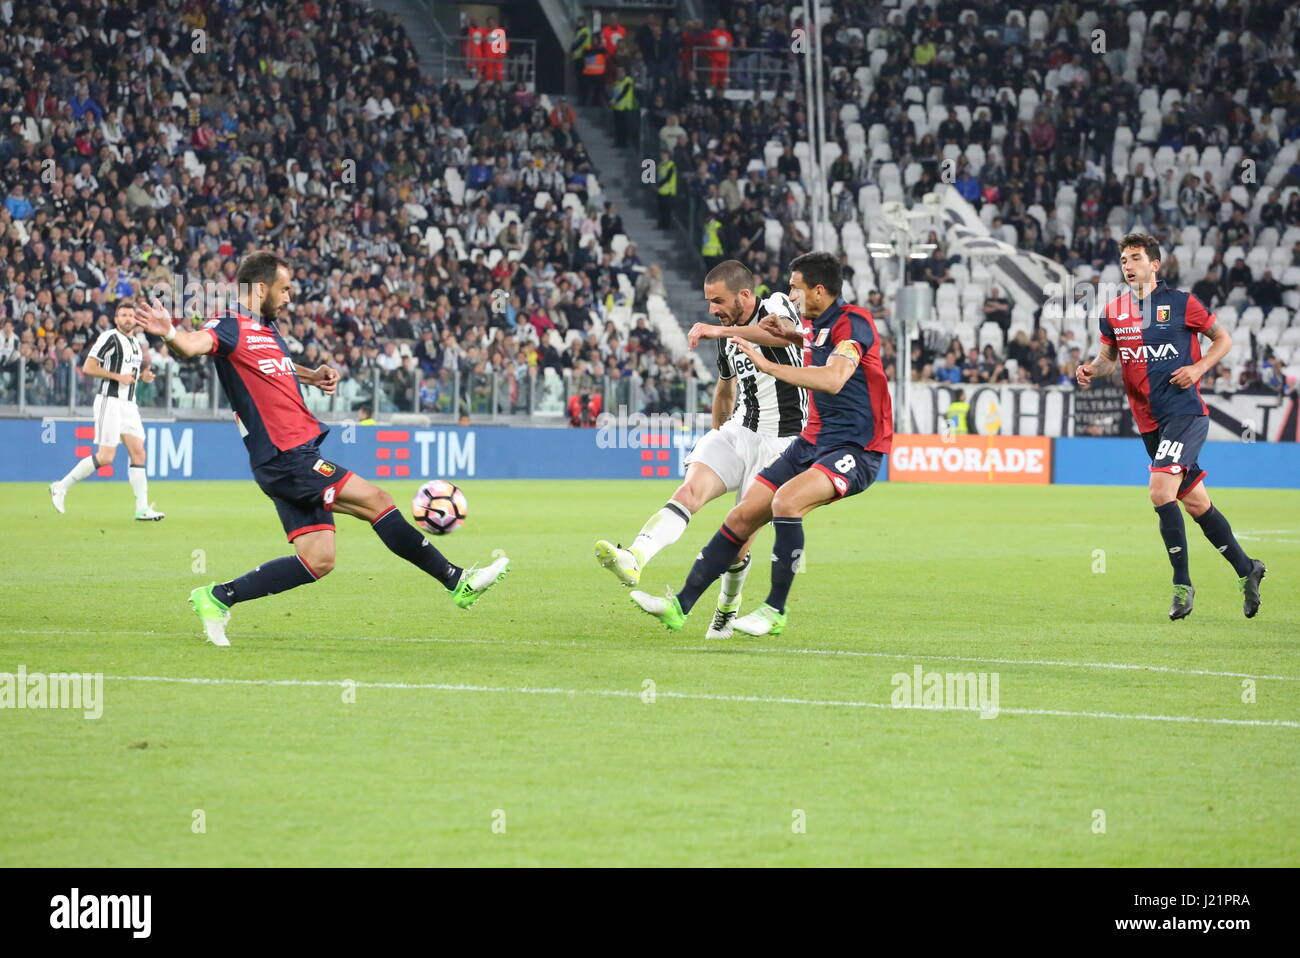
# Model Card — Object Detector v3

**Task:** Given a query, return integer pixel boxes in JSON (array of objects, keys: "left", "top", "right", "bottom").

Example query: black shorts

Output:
[
  {"left": 755, "top": 436, "right": 883, "bottom": 501},
  {"left": 251, "top": 439, "right": 355, "bottom": 542},
  {"left": 1142, "top": 414, "right": 1208, "bottom": 499}
]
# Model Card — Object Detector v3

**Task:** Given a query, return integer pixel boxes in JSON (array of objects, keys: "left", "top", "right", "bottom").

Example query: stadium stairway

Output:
[
  {"left": 573, "top": 106, "right": 705, "bottom": 332},
  {"left": 373, "top": 0, "right": 446, "bottom": 80}
]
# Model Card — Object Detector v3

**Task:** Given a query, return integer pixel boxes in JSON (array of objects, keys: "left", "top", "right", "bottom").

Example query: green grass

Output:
[{"left": 1, "top": 478, "right": 1296, "bottom": 866}]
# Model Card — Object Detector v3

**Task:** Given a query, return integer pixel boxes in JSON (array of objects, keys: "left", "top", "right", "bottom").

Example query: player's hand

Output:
[
  {"left": 140, "top": 368, "right": 155, "bottom": 384},
  {"left": 687, "top": 322, "right": 719, "bottom": 350},
  {"left": 1075, "top": 363, "right": 1093, "bottom": 388},
  {"left": 729, "top": 336, "right": 772, "bottom": 373},
  {"left": 1169, "top": 364, "right": 1203, "bottom": 389},
  {"left": 311, "top": 364, "right": 339, "bottom": 394},
  {"left": 134, "top": 299, "right": 175, "bottom": 338},
  {"left": 758, "top": 314, "right": 801, "bottom": 346}
]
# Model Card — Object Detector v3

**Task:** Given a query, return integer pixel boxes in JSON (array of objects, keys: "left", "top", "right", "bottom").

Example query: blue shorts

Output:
[
  {"left": 251, "top": 438, "right": 354, "bottom": 541},
  {"left": 1142, "top": 414, "right": 1208, "bottom": 499},
  {"left": 754, "top": 436, "right": 882, "bottom": 501}
]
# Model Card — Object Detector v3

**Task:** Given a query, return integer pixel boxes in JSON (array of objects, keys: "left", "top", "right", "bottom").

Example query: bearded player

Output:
[
  {"left": 133, "top": 251, "right": 509, "bottom": 646},
  {"left": 594, "top": 259, "right": 807, "bottom": 638},
  {"left": 630, "top": 251, "right": 891, "bottom": 636},
  {"left": 1077, "top": 232, "right": 1266, "bottom": 620}
]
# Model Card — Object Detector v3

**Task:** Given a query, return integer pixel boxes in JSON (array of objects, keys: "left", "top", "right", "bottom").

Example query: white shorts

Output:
[
  {"left": 92, "top": 394, "right": 144, "bottom": 446},
  {"left": 684, "top": 421, "right": 795, "bottom": 503}
]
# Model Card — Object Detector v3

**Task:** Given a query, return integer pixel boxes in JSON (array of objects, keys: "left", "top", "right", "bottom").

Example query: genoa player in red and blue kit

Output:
[
  {"left": 1078, "top": 233, "right": 1265, "bottom": 620},
  {"left": 630, "top": 251, "right": 892, "bottom": 635},
  {"left": 134, "top": 251, "right": 509, "bottom": 646}
]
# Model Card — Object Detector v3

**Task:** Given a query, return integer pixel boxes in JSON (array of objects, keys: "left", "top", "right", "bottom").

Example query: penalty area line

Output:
[{"left": 100, "top": 674, "right": 1300, "bottom": 729}]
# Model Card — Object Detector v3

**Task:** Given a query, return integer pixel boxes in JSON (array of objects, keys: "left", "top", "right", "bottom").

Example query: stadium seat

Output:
[
  {"left": 1263, "top": 308, "right": 1291, "bottom": 330},
  {"left": 1027, "top": 9, "right": 1049, "bottom": 41}
]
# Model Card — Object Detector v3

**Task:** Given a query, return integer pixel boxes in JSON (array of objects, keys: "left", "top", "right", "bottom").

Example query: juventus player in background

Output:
[
  {"left": 1077, "top": 232, "right": 1266, "bottom": 620},
  {"left": 49, "top": 299, "right": 165, "bottom": 520},
  {"left": 594, "top": 260, "right": 807, "bottom": 638}
]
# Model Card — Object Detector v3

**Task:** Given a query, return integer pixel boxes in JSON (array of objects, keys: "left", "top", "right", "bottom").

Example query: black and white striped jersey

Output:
[
  {"left": 89, "top": 327, "right": 143, "bottom": 402},
  {"left": 715, "top": 292, "right": 808, "bottom": 437}
]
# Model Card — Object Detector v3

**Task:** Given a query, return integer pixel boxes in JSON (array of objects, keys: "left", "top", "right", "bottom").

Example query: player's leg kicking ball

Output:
[{"left": 186, "top": 460, "right": 508, "bottom": 646}]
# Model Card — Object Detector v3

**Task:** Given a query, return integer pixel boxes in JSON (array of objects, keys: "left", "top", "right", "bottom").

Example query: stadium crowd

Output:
[
  {"left": 600, "top": 0, "right": 1300, "bottom": 397},
  {"left": 0, "top": 0, "right": 694, "bottom": 418}
]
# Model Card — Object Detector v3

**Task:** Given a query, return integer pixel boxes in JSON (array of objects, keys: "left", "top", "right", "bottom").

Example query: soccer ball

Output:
[{"left": 412, "top": 479, "right": 467, "bottom": 535}]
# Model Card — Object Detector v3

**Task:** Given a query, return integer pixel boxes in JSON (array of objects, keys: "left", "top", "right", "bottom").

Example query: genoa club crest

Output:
[
  {"left": 1156, "top": 305, "right": 1171, "bottom": 323},
  {"left": 312, "top": 458, "right": 336, "bottom": 477}
]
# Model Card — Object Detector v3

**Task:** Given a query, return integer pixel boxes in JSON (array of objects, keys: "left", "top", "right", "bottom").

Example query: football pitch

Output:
[{"left": 1, "top": 479, "right": 1296, "bottom": 867}]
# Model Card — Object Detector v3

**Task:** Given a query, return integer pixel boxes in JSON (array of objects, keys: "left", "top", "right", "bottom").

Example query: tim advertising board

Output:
[{"left": 888, "top": 434, "right": 1052, "bottom": 484}]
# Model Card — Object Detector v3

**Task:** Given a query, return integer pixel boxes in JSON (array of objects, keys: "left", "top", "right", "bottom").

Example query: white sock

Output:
[
  {"left": 718, "top": 553, "right": 751, "bottom": 610},
  {"left": 128, "top": 464, "right": 148, "bottom": 509},
  {"left": 630, "top": 500, "right": 691, "bottom": 567},
  {"left": 59, "top": 455, "right": 97, "bottom": 488}
]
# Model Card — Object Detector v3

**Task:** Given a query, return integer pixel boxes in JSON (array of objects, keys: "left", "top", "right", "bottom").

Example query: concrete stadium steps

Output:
[
  {"left": 572, "top": 107, "right": 704, "bottom": 331},
  {"left": 373, "top": 0, "right": 446, "bottom": 79}
]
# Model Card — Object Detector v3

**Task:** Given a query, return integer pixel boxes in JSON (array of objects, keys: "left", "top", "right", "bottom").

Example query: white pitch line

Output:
[
  {"left": 100, "top": 673, "right": 1300, "bottom": 729},
  {"left": 7, "top": 629, "right": 1300, "bottom": 683}
]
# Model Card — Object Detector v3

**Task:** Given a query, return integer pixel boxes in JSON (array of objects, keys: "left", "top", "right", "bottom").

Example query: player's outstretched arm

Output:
[
  {"left": 1170, "top": 322, "right": 1230, "bottom": 389},
  {"left": 133, "top": 301, "right": 214, "bottom": 358},
  {"left": 1076, "top": 341, "right": 1118, "bottom": 388},
  {"left": 689, "top": 319, "right": 798, "bottom": 350},
  {"left": 731, "top": 337, "right": 856, "bottom": 394}
]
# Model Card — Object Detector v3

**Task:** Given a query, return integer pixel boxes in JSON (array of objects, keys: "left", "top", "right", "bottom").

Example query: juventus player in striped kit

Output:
[
  {"left": 49, "top": 299, "right": 165, "bottom": 520},
  {"left": 594, "top": 260, "right": 807, "bottom": 638}
]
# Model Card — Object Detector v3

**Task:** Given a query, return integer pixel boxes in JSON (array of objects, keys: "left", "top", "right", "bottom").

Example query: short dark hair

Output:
[
  {"left": 236, "top": 251, "right": 289, "bottom": 286},
  {"left": 704, "top": 259, "right": 753, "bottom": 293},
  {"left": 114, "top": 298, "right": 134, "bottom": 311},
  {"left": 789, "top": 250, "right": 842, "bottom": 297},
  {"left": 1120, "top": 232, "right": 1161, "bottom": 264}
]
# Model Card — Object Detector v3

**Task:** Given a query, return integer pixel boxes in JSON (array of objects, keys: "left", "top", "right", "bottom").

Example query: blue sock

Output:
[
  {"left": 677, "top": 524, "right": 744, "bottom": 613},
  {"left": 765, "top": 516, "right": 804, "bottom": 614},
  {"left": 214, "top": 555, "right": 317, "bottom": 605},
  {"left": 1192, "top": 506, "right": 1253, "bottom": 577},
  {"left": 1155, "top": 501, "right": 1191, "bottom": 586},
  {"left": 371, "top": 506, "right": 461, "bottom": 588}
]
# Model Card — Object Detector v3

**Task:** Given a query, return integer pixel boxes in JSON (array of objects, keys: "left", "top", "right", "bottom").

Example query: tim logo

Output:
[
  {"left": 1120, "top": 343, "right": 1179, "bottom": 362},
  {"left": 257, "top": 356, "right": 295, "bottom": 376}
]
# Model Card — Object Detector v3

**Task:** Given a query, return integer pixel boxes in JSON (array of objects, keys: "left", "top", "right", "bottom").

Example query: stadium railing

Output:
[
  {"left": 0, "top": 355, "right": 706, "bottom": 427},
  {"left": 689, "top": 46, "right": 799, "bottom": 92},
  {"left": 438, "top": 38, "right": 537, "bottom": 88}
]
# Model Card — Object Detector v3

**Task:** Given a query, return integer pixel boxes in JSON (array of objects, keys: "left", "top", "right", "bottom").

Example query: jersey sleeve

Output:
[
  {"left": 91, "top": 330, "right": 115, "bottom": 361},
  {"left": 761, "top": 292, "right": 800, "bottom": 327},
  {"left": 830, "top": 310, "right": 874, "bottom": 362},
  {"left": 201, "top": 313, "right": 240, "bottom": 356},
  {"left": 1097, "top": 310, "right": 1116, "bottom": 345},
  {"left": 716, "top": 340, "right": 734, "bottom": 379},
  {"left": 1184, "top": 294, "right": 1215, "bottom": 333}
]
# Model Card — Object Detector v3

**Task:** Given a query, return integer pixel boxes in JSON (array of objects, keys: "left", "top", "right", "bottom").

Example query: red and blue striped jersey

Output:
[
  {"left": 1098, "top": 281, "right": 1212, "bottom": 432},
  {"left": 203, "top": 304, "right": 326, "bottom": 466},
  {"left": 800, "top": 298, "right": 893, "bottom": 453}
]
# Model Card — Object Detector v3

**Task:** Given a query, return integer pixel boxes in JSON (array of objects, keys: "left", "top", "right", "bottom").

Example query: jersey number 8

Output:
[{"left": 834, "top": 454, "right": 856, "bottom": 473}]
